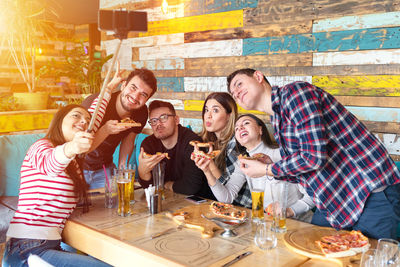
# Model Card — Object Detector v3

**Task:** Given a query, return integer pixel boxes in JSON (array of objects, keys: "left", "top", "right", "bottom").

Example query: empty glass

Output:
[
  {"left": 254, "top": 221, "right": 277, "bottom": 250},
  {"left": 152, "top": 161, "right": 166, "bottom": 200},
  {"left": 270, "top": 182, "right": 288, "bottom": 233},
  {"left": 360, "top": 249, "right": 379, "bottom": 267},
  {"left": 376, "top": 238, "right": 400, "bottom": 267}
]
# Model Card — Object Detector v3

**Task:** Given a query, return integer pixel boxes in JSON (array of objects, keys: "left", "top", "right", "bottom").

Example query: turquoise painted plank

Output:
[
  {"left": 346, "top": 106, "right": 400, "bottom": 123},
  {"left": 313, "top": 11, "right": 400, "bottom": 32},
  {"left": 157, "top": 77, "right": 184, "bottom": 92},
  {"left": 186, "top": 0, "right": 258, "bottom": 16},
  {"left": 243, "top": 27, "right": 400, "bottom": 55}
]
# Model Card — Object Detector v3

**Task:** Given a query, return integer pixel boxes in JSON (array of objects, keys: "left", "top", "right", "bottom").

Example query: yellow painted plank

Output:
[
  {"left": 0, "top": 112, "right": 55, "bottom": 133},
  {"left": 184, "top": 100, "right": 265, "bottom": 115},
  {"left": 313, "top": 75, "right": 400, "bottom": 89},
  {"left": 140, "top": 10, "right": 243, "bottom": 37}
]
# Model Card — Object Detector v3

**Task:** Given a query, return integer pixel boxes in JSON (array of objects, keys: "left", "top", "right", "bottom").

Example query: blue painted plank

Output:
[
  {"left": 157, "top": 77, "right": 184, "bottom": 92},
  {"left": 346, "top": 106, "right": 400, "bottom": 123},
  {"left": 185, "top": 0, "right": 258, "bottom": 16},
  {"left": 313, "top": 11, "right": 400, "bottom": 32},
  {"left": 243, "top": 27, "right": 400, "bottom": 55}
]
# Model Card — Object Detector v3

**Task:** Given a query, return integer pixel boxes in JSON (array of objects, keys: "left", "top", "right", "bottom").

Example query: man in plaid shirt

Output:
[{"left": 227, "top": 68, "right": 400, "bottom": 239}]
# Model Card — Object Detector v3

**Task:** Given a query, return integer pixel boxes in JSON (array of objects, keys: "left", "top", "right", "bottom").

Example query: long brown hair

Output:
[
  {"left": 200, "top": 92, "right": 238, "bottom": 170},
  {"left": 45, "top": 104, "right": 89, "bottom": 212}
]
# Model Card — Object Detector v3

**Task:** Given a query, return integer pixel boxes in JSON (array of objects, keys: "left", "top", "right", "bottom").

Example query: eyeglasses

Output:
[{"left": 148, "top": 114, "right": 175, "bottom": 126}]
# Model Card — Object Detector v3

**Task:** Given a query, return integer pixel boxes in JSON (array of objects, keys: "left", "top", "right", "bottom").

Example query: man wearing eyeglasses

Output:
[
  {"left": 138, "top": 100, "right": 215, "bottom": 199},
  {"left": 81, "top": 67, "right": 157, "bottom": 189}
]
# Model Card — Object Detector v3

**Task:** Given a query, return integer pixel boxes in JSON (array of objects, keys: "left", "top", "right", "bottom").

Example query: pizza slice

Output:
[
  {"left": 189, "top": 141, "right": 214, "bottom": 148},
  {"left": 238, "top": 153, "right": 266, "bottom": 161},
  {"left": 192, "top": 150, "right": 221, "bottom": 160},
  {"left": 118, "top": 118, "right": 142, "bottom": 127},
  {"left": 316, "top": 230, "right": 370, "bottom": 257},
  {"left": 209, "top": 201, "right": 247, "bottom": 221},
  {"left": 143, "top": 152, "right": 170, "bottom": 159}
]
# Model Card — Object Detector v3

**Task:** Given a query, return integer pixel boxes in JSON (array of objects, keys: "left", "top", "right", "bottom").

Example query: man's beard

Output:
[
  {"left": 120, "top": 93, "right": 138, "bottom": 112},
  {"left": 154, "top": 127, "right": 174, "bottom": 141}
]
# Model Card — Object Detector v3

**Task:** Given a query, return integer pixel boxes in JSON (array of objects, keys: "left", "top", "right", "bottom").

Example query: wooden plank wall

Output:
[{"left": 100, "top": 0, "right": 400, "bottom": 161}]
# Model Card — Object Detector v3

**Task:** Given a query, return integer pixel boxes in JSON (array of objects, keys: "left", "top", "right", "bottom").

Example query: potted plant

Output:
[
  {"left": 0, "top": 0, "right": 56, "bottom": 110},
  {"left": 37, "top": 43, "right": 113, "bottom": 97}
]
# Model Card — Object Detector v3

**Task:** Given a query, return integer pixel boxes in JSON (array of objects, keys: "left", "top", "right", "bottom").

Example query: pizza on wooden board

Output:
[
  {"left": 118, "top": 118, "right": 142, "bottom": 127},
  {"left": 143, "top": 152, "right": 170, "bottom": 159},
  {"left": 209, "top": 201, "right": 247, "bottom": 221},
  {"left": 315, "top": 230, "right": 370, "bottom": 258}
]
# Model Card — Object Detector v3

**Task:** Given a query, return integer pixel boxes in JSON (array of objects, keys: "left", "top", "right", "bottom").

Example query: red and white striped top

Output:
[{"left": 7, "top": 139, "right": 77, "bottom": 240}]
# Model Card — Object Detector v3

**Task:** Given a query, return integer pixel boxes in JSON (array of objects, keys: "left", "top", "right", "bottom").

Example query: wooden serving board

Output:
[
  {"left": 170, "top": 202, "right": 248, "bottom": 239},
  {"left": 283, "top": 226, "right": 375, "bottom": 267}
]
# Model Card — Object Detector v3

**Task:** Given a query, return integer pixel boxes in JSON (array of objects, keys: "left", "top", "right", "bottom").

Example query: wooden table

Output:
[{"left": 62, "top": 189, "right": 352, "bottom": 267}]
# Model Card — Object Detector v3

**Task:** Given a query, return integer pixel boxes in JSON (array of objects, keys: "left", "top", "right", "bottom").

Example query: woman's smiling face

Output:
[
  {"left": 62, "top": 107, "right": 90, "bottom": 142},
  {"left": 235, "top": 115, "right": 262, "bottom": 150}
]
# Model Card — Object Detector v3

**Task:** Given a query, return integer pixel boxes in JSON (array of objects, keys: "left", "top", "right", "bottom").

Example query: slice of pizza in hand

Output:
[
  {"left": 238, "top": 153, "right": 271, "bottom": 164},
  {"left": 209, "top": 201, "right": 247, "bottom": 221},
  {"left": 118, "top": 118, "right": 142, "bottom": 127},
  {"left": 189, "top": 141, "right": 214, "bottom": 148},
  {"left": 143, "top": 152, "right": 170, "bottom": 159},
  {"left": 192, "top": 150, "right": 221, "bottom": 160}
]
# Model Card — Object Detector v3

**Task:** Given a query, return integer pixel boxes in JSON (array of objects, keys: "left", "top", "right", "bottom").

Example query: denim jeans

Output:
[
  {"left": 84, "top": 164, "right": 115, "bottom": 190},
  {"left": 311, "top": 183, "right": 400, "bottom": 240},
  {"left": 2, "top": 238, "right": 111, "bottom": 267}
]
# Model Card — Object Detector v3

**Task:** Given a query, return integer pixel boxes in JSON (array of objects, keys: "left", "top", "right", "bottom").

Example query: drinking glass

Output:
[
  {"left": 270, "top": 182, "right": 288, "bottom": 233},
  {"left": 152, "top": 161, "right": 166, "bottom": 200},
  {"left": 123, "top": 164, "right": 136, "bottom": 204},
  {"left": 117, "top": 170, "right": 132, "bottom": 217},
  {"left": 254, "top": 221, "right": 277, "bottom": 250},
  {"left": 360, "top": 249, "right": 379, "bottom": 267},
  {"left": 376, "top": 238, "right": 400, "bottom": 267},
  {"left": 104, "top": 173, "right": 117, "bottom": 208},
  {"left": 249, "top": 177, "right": 266, "bottom": 223}
]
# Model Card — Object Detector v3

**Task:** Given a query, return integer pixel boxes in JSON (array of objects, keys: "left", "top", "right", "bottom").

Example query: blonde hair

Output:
[{"left": 200, "top": 92, "right": 238, "bottom": 170}]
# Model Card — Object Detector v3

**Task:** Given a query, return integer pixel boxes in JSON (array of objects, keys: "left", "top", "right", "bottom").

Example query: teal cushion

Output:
[{"left": 0, "top": 133, "right": 45, "bottom": 196}]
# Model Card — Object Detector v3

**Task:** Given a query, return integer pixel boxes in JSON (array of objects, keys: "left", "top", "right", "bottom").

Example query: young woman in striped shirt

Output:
[{"left": 2, "top": 105, "right": 110, "bottom": 267}]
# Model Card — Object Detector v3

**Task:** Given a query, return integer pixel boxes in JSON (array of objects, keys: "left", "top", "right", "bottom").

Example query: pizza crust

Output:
[{"left": 143, "top": 152, "right": 170, "bottom": 159}]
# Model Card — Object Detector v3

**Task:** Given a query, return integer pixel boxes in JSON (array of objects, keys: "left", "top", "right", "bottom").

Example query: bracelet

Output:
[{"left": 266, "top": 164, "right": 273, "bottom": 180}]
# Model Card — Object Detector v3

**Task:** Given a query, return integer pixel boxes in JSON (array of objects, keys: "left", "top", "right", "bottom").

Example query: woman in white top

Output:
[
  {"left": 235, "top": 114, "right": 314, "bottom": 222},
  {"left": 194, "top": 113, "right": 314, "bottom": 221}
]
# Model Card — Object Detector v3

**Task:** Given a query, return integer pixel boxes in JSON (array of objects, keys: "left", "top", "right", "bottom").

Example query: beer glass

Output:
[
  {"left": 249, "top": 177, "right": 266, "bottom": 222},
  {"left": 123, "top": 164, "right": 136, "bottom": 204},
  {"left": 271, "top": 182, "right": 288, "bottom": 233},
  {"left": 117, "top": 173, "right": 132, "bottom": 217}
]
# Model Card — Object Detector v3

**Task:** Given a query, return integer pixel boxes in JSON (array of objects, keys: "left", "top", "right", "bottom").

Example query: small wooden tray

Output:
[{"left": 283, "top": 226, "right": 373, "bottom": 267}]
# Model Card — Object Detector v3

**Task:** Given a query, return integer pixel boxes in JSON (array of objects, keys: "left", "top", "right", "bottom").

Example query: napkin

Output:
[{"left": 144, "top": 184, "right": 155, "bottom": 208}]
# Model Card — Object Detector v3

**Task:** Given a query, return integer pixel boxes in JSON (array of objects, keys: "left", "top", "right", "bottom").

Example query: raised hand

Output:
[
  {"left": 107, "top": 61, "right": 126, "bottom": 91},
  {"left": 64, "top": 131, "right": 94, "bottom": 158}
]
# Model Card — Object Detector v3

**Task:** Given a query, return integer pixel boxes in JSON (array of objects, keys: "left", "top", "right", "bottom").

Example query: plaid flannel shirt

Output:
[
  {"left": 270, "top": 81, "right": 400, "bottom": 229},
  {"left": 217, "top": 137, "right": 252, "bottom": 209}
]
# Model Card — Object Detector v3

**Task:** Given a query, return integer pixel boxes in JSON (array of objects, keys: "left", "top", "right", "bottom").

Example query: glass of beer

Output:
[
  {"left": 117, "top": 176, "right": 131, "bottom": 217},
  {"left": 123, "top": 164, "right": 136, "bottom": 204},
  {"left": 251, "top": 190, "right": 264, "bottom": 222},
  {"left": 271, "top": 182, "right": 288, "bottom": 233}
]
